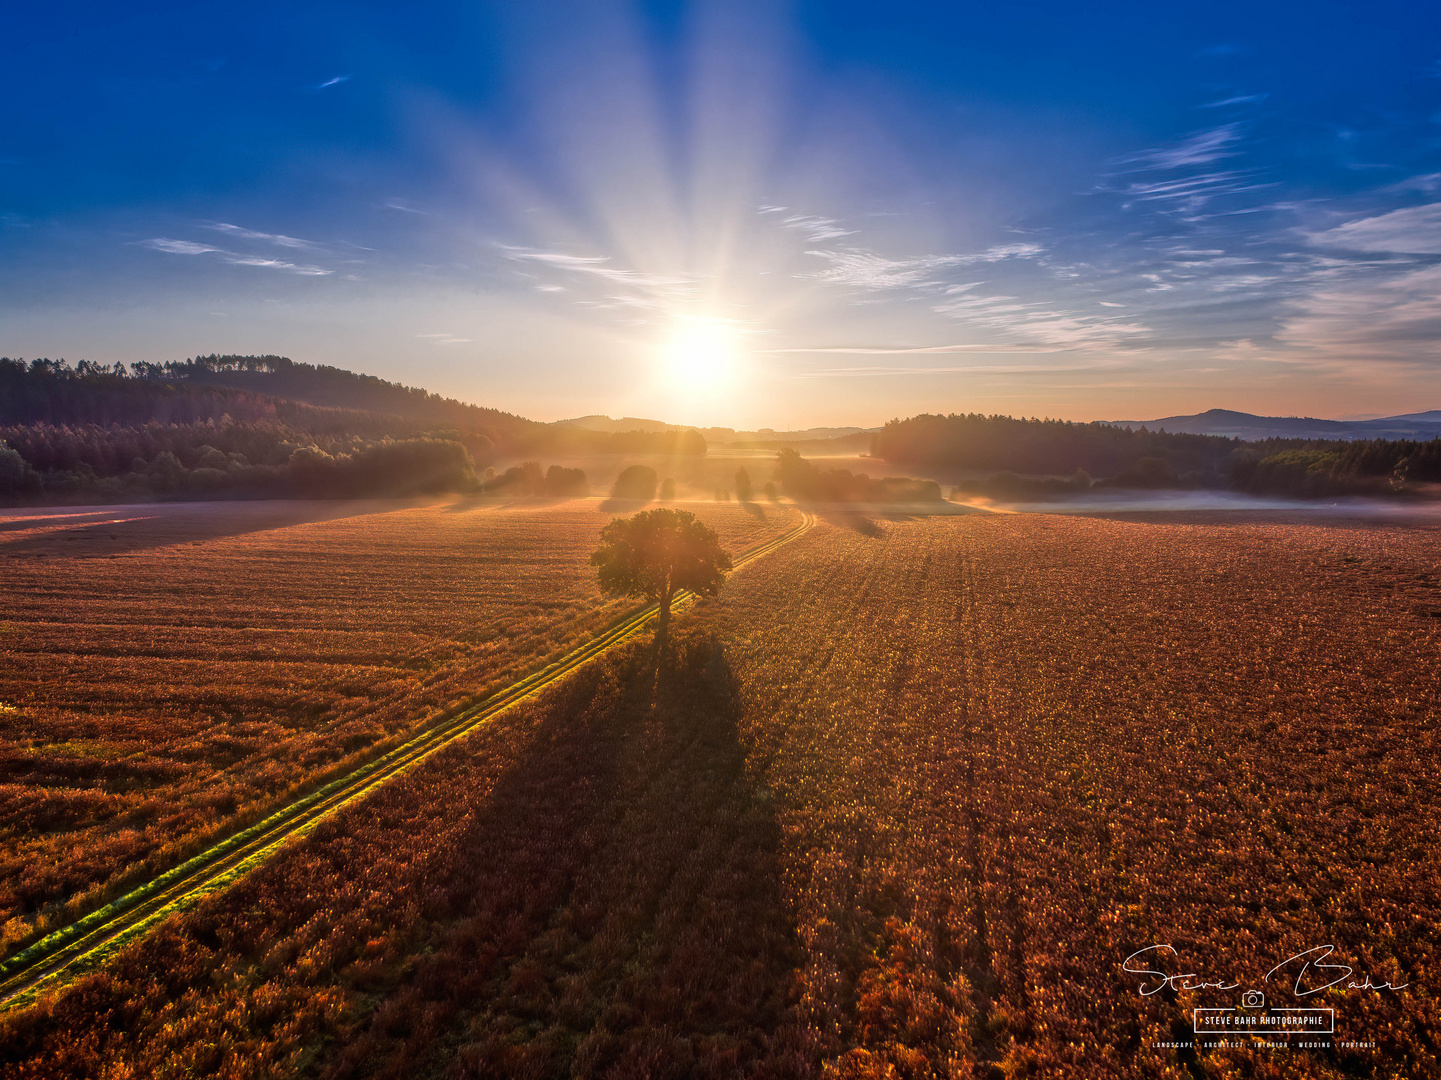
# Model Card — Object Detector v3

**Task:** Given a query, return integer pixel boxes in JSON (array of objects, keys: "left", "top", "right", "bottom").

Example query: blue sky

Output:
[{"left": 4, "top": 1, "right": 1441, "bottom": 427}]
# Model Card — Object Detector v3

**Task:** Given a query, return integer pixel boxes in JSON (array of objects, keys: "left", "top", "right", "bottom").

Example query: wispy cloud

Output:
[
  {"left": 931, "top": 290, "right": 1150, "bottom": 348},
  {"left": 791, "top": 361, "right": 1122, "bottom": 378},
  {"left": 142, "top": 237, "right": 332, "bottom": 275},
  {"left": 763, "top": 343, "right": 1064, "bottom": 355},
  {"left": 316, "top": 75, "right": 351, "bottom": 90},
  {"left": 1100, "top": 123, "right": 1274, "bottom": 221},
  {"left": 417, "top": 332, "right": 471, "bottom": 345},
  {"left": 803, "top": 249, "right": 968, "bottom": 290},
  {"left": 1275, "top": 263, "right": 1441, "bottom": 366},
  {"left": 144, "top": 238, "right": 220, "bottom": 255},
  {"left": 205, "top": 222, "right": 317, "bottom": 249},
  {"left": 780, "top": 214, "right": 857, "bottom": 241},
  {"left": 1117, "top": 170, "right": 1273, "bottom": 211},
  {"left": 1121, "top": 123, "right": 1244, "bottom": 170},
  {"left": 802, "top": 242, "right": 1043, "bottom": 291},
  {"left": 502, "top": 248, "right": 641, "bottom": 286},
  {"left": 225, "top": 255, "right": 330, "bottom": 273},
  {"left": 498, "top": 244, "right": 697, "bottom": 324},
  {"left": 1199, "top": 94, "right": 1267, "bottom": 109},
  {"left": 1308, "top": 202, "right": 1441, "bottom": 254}
]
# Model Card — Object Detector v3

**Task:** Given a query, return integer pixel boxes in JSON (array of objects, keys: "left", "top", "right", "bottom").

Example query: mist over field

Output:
[{"left": 957, "top": 490, "right": 1441, "bottom": 519}]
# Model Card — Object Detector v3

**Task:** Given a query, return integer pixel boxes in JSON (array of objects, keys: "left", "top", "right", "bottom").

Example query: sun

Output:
[{"left": 659, "top": 319, "right": 736, "bottom": 394}]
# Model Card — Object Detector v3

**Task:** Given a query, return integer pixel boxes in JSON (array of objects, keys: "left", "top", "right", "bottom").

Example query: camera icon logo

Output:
[{"left": 1241, "top": 990, "right": 1265, "bottom": 1009}]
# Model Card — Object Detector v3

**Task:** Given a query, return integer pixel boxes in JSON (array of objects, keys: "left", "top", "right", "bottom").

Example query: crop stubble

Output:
[
  {"left": 706, "top": 511, "right": 1441, "bottom": 1078},
  {"left": 1, "top": 509, "right": 1438, "bottom": 1079},
  {"left": 0, "top": 498, "right": 797, "bottom": 954}
]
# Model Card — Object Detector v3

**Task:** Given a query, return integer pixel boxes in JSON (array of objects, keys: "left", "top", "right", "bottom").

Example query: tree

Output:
[
  {"left": 610, "top": 463, "right": 658, "bottom": 502},
  {"left": 734, "top": 466, "right": 752, "bottom": 502},
  {"left": 590, "top": 508, "right": 732, "bottom": 654},
  {"left": 545, "top": 464, "right": 588, "bottom": 496}
]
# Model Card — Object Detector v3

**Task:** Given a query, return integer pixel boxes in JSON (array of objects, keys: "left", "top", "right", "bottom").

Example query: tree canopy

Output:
[{"left": 590, "top": 508, "right": 732, "bottom": 652}]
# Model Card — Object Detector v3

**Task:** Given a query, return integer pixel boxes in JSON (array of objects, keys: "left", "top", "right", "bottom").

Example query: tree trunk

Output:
[{"left": 656, "top": 580, "right": 673, "bottom": 658}]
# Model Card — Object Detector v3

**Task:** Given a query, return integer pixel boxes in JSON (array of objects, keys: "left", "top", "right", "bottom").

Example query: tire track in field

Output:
[
  {"left": 0, "top": 512, "right": 816, "bottom": 1015},
  {"left": 953, "top": 546, "right": 1009, "bottom": 1080},
  {"left": 955, "top": 543, "right": 1037, "bottom": 1077}
]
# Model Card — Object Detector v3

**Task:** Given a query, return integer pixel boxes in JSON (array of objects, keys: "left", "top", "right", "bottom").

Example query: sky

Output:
[{"left": 4, "top": 1, "right": 1441, "bottom": 429}]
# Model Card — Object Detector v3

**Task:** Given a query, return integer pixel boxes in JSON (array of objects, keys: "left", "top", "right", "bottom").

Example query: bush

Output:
[
  {"left": 544, "top": 465, "right": 588, "bottom": 496},
  {"left": 0, "top": 443, "right": 38, "bottom": 497},
  {"left": 485, "top": 461, "right": 545, "bottom": 495},
  {"left": 610, "top": 464, "right": 658, "bottom": 502}
]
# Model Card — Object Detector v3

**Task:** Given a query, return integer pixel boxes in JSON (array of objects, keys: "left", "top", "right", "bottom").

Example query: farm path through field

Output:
[{"left": 0, "top": 509, "right": 817, "bottom": 1014}]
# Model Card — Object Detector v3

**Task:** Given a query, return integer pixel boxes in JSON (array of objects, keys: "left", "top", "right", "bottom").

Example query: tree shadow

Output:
[
  {"left": 444, "top": 495, "right": 583, "bottom": 513},
  {"left": 0, "top": 499, "right": 420, "bottom": 558},
  {"left": 440, "top": 494, "right": 501, "bottom": 514},
  {"left": 739, "top": 497, "right": 768, "bottom": 521},
  {"left": 597, "top": 496, "right": 654, "bottom": 514},
  {"left": 818, "top": 507, "right": 885, "bottom": 537},
  {"left": 321, "top": 629, "right": 811, "bottom": 1079}
]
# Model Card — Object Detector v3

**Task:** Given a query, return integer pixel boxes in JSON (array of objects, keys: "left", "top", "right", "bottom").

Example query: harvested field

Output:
[
  {"left": 0, "top": 497, "right": 799, "bottom": 954},
  {"left": 1, "top": 510, "right": 1438, "bottom": 1078},
  {"left": 706, "top": 511, "right": 1441, "bottom": 1078}
]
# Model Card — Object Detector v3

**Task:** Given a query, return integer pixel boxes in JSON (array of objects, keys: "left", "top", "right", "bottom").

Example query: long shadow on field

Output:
[
  {"left": 596, "top": 496, "right": 655, "bottom": 514},
  {"left": 441, "top": 496, "right": 580, "bottom": 513},
  {"left": 323, "top": 630, "right": 810, "bottom": 1080},
  {"left": 817, "top": 507, "right": 885, "bottom": 537},
  {"left": 0, "top": 499, "right": 423, "bottom": 558}
]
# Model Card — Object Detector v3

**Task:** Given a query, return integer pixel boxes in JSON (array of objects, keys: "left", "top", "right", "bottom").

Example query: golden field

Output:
[
  {"left": 1, "top": 506, "right": 1438, "bottom": 1078},
  {"left": 0, "top": 498, "right": 799, "bottom": 955}
]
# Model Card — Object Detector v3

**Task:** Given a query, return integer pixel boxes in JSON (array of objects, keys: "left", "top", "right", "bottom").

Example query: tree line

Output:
[
  {"left": 774, "top": 448, "right": 943, "bottom": 503},
  {"left": 874, "top": 412, "right": 1441, "bottom": 498},
  {"left": 0, "top": 420, "right": 479, "bottom": 502}
]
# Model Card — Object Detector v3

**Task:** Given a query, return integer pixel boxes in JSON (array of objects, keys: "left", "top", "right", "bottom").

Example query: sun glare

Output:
[{"left": 659, "top": 319, "right": 737, "bottom": 395}]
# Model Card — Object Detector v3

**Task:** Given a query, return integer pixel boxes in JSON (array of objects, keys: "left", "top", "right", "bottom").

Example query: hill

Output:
[
  {"left": 0, "top": 355, "right": 706, "bottom": 505},
  {"left": 1107, "top": 406, "right": 1441, "bottom": 441}
]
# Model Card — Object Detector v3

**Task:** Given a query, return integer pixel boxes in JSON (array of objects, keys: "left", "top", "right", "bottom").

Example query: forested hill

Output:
[
  {"left": 0, "top": 355, "right": 705, "bottom": 455},
  {"left": 0, "top": 355, "right": 538, "bottom": 444},
  {"left": 134, "top": 355, "right": 536, "bottom": 435},
  {"left": 0, "top": 356, "right": 705, "bottom": 505}
]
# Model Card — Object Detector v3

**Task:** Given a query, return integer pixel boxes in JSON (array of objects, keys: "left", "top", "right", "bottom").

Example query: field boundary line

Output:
[{"left": 0, "top": 510, "right": 816, "bottom": 1014}]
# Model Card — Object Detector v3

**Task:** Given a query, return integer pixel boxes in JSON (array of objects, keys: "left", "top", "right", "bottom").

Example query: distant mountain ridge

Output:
[
  {"left": 1106, "top": 407, "right": 1441, "bottom": 442},
  {"left": 554, "top": 414, "right": 872, "bottom": 445}
]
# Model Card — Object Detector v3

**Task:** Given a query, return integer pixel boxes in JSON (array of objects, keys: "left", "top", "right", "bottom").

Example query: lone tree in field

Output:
[{"left": 590, "top": 508, "right": 732, "bottom": 653}]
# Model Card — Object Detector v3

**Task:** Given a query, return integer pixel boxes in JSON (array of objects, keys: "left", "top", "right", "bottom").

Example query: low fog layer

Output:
[{"left": 958, "top": 490, "right": 1441, "bottom": 519}]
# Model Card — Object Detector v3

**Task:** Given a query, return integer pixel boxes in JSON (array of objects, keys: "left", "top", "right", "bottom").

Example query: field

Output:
[
  {"left": 1, "top": 507, "right": 1439, "bottom": 1077},
  {"left": 0, "top": 498, "right": 800, "bottom": 957}
]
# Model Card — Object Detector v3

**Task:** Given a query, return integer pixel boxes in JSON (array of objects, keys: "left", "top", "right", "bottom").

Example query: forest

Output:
[
  {"left": 0, "top": 358, "right": 706, "bottom": 504},
  {"left": 875, "top": 412, "right": 1441, "bottom": 498}
]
